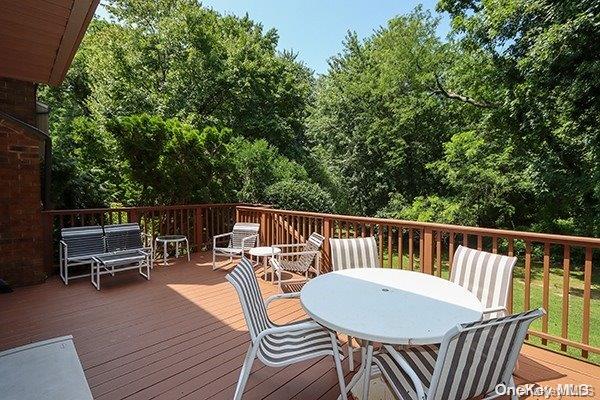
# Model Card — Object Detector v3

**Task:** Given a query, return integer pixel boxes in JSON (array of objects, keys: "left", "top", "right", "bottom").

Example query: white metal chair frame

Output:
[
  {"left": 269, "top": 233, "right": 324, "bottom": 292},
  {"left": 91, "top": 250, "right": 151, "bottom": 290},
  {"left": 226, "top": 258, "right": 348, "bottom": 400},
  {"left": 368, "top": 309, "right": 545, "bottom": 400},
  {"left": 212, "top": 223, "right": 260, "bottom": 270}
]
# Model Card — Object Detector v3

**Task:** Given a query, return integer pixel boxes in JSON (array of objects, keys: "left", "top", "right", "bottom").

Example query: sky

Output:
[{"left": 98, "top": 1, "right": 451, "bottom": 75}]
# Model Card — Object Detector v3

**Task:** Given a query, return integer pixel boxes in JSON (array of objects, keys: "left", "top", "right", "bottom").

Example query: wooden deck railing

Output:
[{"left": 237, "top": 205, "right": 600, "bottom": 363}]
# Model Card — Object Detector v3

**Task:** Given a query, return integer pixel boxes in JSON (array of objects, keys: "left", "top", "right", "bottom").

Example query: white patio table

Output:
[
  {"left": 300, "top": 268, "right": 484, "bottom": 400},
  {"left": 248, "top": 246, "right": 281, "bottom": 283}
]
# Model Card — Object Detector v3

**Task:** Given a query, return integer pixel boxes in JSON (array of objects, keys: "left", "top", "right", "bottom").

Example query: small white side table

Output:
[
  {"left": 155, "top": 235, "right": 190, "bottom": 266},
  {"left": 248, "top": 246, "right": 281, "bottom": 283}
]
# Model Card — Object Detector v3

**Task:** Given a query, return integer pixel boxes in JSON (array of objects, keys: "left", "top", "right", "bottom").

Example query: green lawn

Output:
[{"left": 380, "top": 253, "right": 600, "bottom": 364}]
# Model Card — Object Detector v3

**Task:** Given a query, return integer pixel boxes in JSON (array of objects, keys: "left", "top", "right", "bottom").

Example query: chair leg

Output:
[
  {"left": 233, "top": 344, "right": 258, "bottom": 400},
  {"left": 348, "top": 336, "right": 355, "bottom": 371},
  {"left": 330, "top": 332, "right": 348, "bottom": 400},
  {"left": 212, "top": 251, "right": 217, "bottom": 270},
  {"left": 509, "top": 376, "right": 518, "bottom": 400}
]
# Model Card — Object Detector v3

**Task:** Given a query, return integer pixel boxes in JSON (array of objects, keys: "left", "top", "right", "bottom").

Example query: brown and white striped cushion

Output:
[
  {"left": 374, "top": 309, "right": 543, "bottom": 400},
  {"left": 450, "top": 245, "right": 517, "bottom": 318},
  {"left": 329, "top": 237, "right": 380, "bottom": 271}
]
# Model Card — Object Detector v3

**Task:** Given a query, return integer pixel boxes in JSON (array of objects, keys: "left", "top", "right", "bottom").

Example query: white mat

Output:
[{"left": 0, "top": 335, "right": 93, "bottom": 400}]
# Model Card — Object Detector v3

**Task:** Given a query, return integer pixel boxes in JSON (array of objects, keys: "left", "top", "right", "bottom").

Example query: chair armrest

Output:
[
  {"left": 254, "top": 320, "right": 322, "bottom": 344},
  {"left": 213, "top": 232, "right": 233, "bottom": 240},
  {"left": 272, "top": 243, "right": 307, "bottom": 250},
  {"left": 383, "top": 345, "right": 427, "bottom": 400},
  {"left": 265, "top": 292, "right": 301, "bottom": 308},
  {"left": 277, "top": 250, "right": 320, "bottom": 258},
  {"left": 213, "top": 232, "right": 232, "bottom": 248}
]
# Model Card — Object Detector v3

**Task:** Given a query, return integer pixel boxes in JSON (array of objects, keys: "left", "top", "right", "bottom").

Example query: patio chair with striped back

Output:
[
  {"left": 451, "top": 245, "right": 517, "bottom": 319},
  {"left": 213, "top": 222, "right": 260, "bottom": 270},
  {"left": 60, "top": 226, "right": 105, "bottom": 285},
  {"left": 226, "top": 258, "right": 348, "bottom": 400},
  {"left": 329, "top": 236, "right": 380, "bottom": 370},
  {"left": 371, "top": 308, "right": 545, "bottom": 400},
  {"left": 269, "top": 232, "right": 325, "bottom": 291}
]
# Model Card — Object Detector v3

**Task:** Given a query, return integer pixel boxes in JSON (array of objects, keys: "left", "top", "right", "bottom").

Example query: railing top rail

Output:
[
  {"left": 236, "top": 206, "right": 600, "bottom": 247},
  {"left": 43, "top": 203, "right": 263, "bottom": 215}
]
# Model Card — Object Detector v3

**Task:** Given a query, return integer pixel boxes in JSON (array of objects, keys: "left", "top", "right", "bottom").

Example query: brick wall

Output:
[
  {"left": 0, "top": 78, "right": 45, "bottom": 286},
  {"left": 0, "top": 78, "right": 36, "bottom": 125}
]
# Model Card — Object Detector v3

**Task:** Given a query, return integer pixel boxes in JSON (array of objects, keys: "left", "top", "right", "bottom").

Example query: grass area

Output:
[{"left": 381, "top": 252, "right": 600, "bottom": 364}]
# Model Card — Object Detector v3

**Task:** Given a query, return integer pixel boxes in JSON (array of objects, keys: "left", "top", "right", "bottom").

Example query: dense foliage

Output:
[{"left": 40, "top": 0, "right": 600, "bottom": 236}]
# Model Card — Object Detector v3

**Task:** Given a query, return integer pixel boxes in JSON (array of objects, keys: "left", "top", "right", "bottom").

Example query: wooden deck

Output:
[{"left": 1, "top": 252, "right": 598, "bottom": 400}]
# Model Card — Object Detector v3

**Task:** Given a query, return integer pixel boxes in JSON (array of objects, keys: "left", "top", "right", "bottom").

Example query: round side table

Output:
[
  {"left": 155, "top": 235, "right": 190, "bottom": 266},
  {"left": 248, "top": 246, "right": 281, "bottom": 283}
]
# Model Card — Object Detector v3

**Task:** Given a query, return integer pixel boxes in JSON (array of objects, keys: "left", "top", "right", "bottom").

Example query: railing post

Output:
[
  {"left": 422, "top": 227, "right": 434, "bottom": 274},
  {"left": 260, "top": 211, "right": 266, "bottom": 245},
  {"left": 322, "top": 217, "right": 332, "bottom": 271},
  {"left": 195, "top": 206, "right": 204, "bottom": 252},
  {"left": 128, "top": 209, "right": 139, "bottom": 224}
]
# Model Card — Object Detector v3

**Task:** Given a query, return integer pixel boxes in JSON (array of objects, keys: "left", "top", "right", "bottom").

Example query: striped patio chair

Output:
[
  {"left": 269, "top": 232, "right": 325, "bottom": 291},
  {"left": 213, "top": 222, "right": 260, "bottom": 270},
  {"left": 226, "top": 258, "right": 348, "bottom": 400},
  {"left": 59, "top": 226, "right": 105, "bottom": 285},
  {"left": 329, "top": 236, "right": 380, "bottom": 270},
  {"left": 371, "top": 308, "right": 544, "bottom": 400},
  {"left": 329, "top": 236, "right": 380, "bottom": 370},
  {"left": 451, "top": 245, "right": 517, "bottom": 318}
]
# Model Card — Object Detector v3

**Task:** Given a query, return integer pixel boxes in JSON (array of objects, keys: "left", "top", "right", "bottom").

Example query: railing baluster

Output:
[
  {"left": 436, "top": 230, "right": 442, "bottom": 277},
  {"left": 388, "top": 225, "right": 393, "bottom": 268},
  {"left": 582, "top": 246, "right": 592, "bottom": 358},
  {"left": 448, "top": 231, "right": 455, "bottom": 273},
  {"left": 561, "top": 245, "right": 570, "bottom": 352},
  {"left": 525, "top": 241, "right": 532, "bottom": 311},
  {"left": 508, "top": 237, "right": 514, "bottom": 313},
  {"left": 542, "top": 242, "right": 550, "bottom": 345},
  {"left": 397, "top": 226, "right": 403, "bottom": 269},
  {"left": 378, "top": 225, "right": 384, "bottom": 267},
  {"left": 409, "top": 228, "right": 414, "bottom": 271}
]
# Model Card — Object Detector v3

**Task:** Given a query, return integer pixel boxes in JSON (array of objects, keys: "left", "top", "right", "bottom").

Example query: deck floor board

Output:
[{"left": 1, "top": 252, "right": 598, "bottom": 399}]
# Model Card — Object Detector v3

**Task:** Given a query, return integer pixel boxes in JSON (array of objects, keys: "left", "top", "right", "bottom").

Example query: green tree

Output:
[
  {"left": 106, "top": 114, "right": 235, "bottom": 205},
  {"left": 437, "top": 0, "right": 600, "bottom": 234},
  {"left": 308, "top": 9, "right": 470, "bottom": 216}
]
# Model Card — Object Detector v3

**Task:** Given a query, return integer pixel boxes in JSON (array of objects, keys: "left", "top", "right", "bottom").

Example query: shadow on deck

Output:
[{"left": 0, "top": 252, "right": 598, "bottom": 399}]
